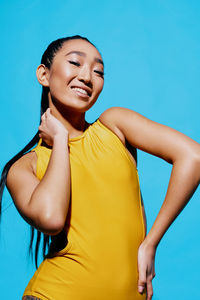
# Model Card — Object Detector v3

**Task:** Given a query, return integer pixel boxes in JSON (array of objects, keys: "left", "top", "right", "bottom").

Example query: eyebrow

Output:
[{"left": 65, "top": 50, "right": 104, "bottom": 66}]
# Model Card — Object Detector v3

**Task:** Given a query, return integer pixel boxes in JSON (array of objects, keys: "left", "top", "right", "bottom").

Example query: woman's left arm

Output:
[{"left": 99, "top": 106, "right": 200, "bottom": 300}]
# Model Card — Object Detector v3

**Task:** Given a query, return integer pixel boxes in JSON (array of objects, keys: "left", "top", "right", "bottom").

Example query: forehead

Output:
[{"left": 58, "top": 39, "right": 102, "bottom": 60}]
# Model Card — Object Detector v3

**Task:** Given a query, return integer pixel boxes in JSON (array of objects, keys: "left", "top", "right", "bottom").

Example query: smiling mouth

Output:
[{"left": 71, "top": 87, "right": 91, "bottom": 98}]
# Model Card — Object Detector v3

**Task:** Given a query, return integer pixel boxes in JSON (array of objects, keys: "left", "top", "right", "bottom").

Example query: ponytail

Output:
[{"left": 0, "top": 35, "right": 96, "bottom": 269}]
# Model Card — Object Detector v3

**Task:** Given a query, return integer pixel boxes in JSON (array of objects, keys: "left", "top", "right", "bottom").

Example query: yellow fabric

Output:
[{"left": 22, "top": 119, "right": 146, "bottom": 300}]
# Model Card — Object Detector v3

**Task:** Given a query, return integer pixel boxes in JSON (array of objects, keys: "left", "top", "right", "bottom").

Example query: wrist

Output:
[
  {"left": 142, "top": 236, "right": 158, "bottom": 250},
  {"left": 53, "top": 133, "right": 69, "bottom": 144}
]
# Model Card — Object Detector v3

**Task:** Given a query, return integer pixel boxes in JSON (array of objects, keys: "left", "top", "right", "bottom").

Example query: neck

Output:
[{"left": 48, "top": 94, "right": 89, "bottom": 136}]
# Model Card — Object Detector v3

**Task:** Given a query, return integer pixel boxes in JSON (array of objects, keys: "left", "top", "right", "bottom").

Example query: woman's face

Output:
[{"left": 46, "top": 39, "right": 104, "bottom": 112}]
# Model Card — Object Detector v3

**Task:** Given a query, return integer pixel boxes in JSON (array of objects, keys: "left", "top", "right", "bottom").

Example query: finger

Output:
[
  {"left": 38, "top": 131, "right": 48, "bottom": 141},
  {"left": 45, "top": 109, "right": 52, "bottom": 119},
  {"left": 152, "top": 265, "right": 156, "bottom": 278},
  {"left": 138, "top": 269, "right": 146, "bottom": 294},
  {"left": 146, "top": 277, "right": 153, "bottom": 300},
  {"left": 46, "top": 108, "right": 51, "bottom": 115},
  {"left": 41, "top": 114, "right": 46, "bottom": 121}
]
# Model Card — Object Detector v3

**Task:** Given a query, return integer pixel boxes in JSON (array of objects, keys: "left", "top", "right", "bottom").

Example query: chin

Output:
[{"left": 51, "top": 94, "right": 97, "bottom": 112}]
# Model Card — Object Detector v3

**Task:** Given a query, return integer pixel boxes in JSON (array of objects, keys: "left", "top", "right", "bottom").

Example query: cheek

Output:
[
  {"left": 91, "top": 82, "right": 103, "bottom": 102},
  {"left": 48, "top": 70, "right": 75, "bottom": 98},
  {"left": 96, "top": 80, "right": 104, "bottom": 95},
  {"left": 63, "top": 67, "right": 75, "bottom": 80},
  {"left": 49, "top": 64, "right": 75, "bottom": 86}
]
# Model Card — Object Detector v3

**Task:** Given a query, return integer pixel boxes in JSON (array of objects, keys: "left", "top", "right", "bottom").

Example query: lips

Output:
[{"left": 71, "top": 85, "right": 92, "bottom": 97}]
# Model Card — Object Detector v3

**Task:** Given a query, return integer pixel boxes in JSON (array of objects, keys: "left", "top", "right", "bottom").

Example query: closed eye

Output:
[
  {"left": 68, "top": 60, "right": 104, "bottom": 77},
  {"left": 94, "top": 70, "right": 104, "bottom": 77},
  {"left": 68, "top": 60, "right": 80, "bottom": 66}
]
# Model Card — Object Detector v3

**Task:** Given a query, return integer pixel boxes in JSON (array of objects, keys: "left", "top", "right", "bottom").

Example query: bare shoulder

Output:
[
  {"left": 6, "top": 150, "right": 42, "bottom": 229},
  {"left": 99, "top": 107, "right": 138, "bottom": 167},
  {"left": 98, "top": 106, "right": 127, "bottom": 146},
  {"left": 98, "top": 106, "right": 142, "bottom": 143},
  {"left": 99, "top": 106, "right": 200, "bottom": 164},
  {"left": 7, "top": 151, "right": 37, "bottom": 184}
]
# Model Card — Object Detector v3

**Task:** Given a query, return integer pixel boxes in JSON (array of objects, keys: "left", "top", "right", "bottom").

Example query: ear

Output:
[{"left": 36, "top": 64, "right": 50, "bottom": 87}]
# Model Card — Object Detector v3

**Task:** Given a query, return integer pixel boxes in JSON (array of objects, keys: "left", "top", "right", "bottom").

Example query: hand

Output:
[
  {"left": 137, "top": 240, "right": 156, "bottom": 300},
  {"left": 38, "top": 108, "right": 69, "bottom": 146}
]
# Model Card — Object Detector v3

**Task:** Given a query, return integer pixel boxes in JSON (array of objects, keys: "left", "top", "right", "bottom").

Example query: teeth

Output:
[{"left": 72, "top": 87, "right": 89, "bottom": 95}]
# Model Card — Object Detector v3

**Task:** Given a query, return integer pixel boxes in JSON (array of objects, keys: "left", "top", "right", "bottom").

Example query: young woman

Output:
[{"left": 1, "top": 35, "right": 200, "bottom": 300}]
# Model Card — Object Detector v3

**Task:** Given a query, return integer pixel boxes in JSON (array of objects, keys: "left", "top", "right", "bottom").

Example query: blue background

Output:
[{"left": 0, "top": 1, "right": 200, "bottom": 299}]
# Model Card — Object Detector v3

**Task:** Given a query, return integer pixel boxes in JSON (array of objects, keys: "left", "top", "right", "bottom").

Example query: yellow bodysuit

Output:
[{"left": 22, "top": 118, "right": 146, "bottom": 300}]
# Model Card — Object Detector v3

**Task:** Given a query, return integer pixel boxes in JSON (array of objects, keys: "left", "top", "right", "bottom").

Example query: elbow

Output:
[
  {"left": 185, "top": 148, "right": 200, "bottom": 183},
  {"left": 29, "top": 193, "right": 66, "bottom": 235},
  {"left": 173, "top": 147, "right": 200, "bottom": 183},
  {"left": 177, "top": 145, "right": 200, "bottom": 167},
  {"left": 43, "top": 213, "right": 65, "bottom": 236},
  {"left": 193, "top": 150, "right": 200, "bottom": 182},
  {"left": 29, "top": 216, "right": 64, "bottom": 236},
  {"left": 189, "top": 147, "right": 200, "bottom": 168},
  {"left": 37, "top": 211, "right": 65, "bottom": 236}
]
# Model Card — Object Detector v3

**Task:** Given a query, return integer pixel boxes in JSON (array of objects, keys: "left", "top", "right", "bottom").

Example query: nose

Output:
[{"left": 77, "top": 65, "right": 92, "bottom": 85}]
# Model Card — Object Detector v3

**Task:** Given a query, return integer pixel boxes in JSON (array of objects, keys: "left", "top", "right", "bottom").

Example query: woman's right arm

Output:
[{"left": 6, "top": 108, "right": 71, "bottom": 235}]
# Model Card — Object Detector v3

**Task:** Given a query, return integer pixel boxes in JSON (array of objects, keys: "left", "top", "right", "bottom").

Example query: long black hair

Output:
[{"left": 0, "top": 35, "right": 96, "bottom": 269}]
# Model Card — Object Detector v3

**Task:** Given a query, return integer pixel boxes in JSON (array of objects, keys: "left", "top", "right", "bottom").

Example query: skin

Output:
[
  {"left": 37, "top": 39, "right": 105, "bottom": 139},
  {"left": 6, "top": 39, "right": 200, "bottom": 300}
]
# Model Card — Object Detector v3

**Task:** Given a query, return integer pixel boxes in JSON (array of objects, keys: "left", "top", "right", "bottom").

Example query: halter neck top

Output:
[{"left": 22, "top": 118, "right": 146, "bottom": 300}]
